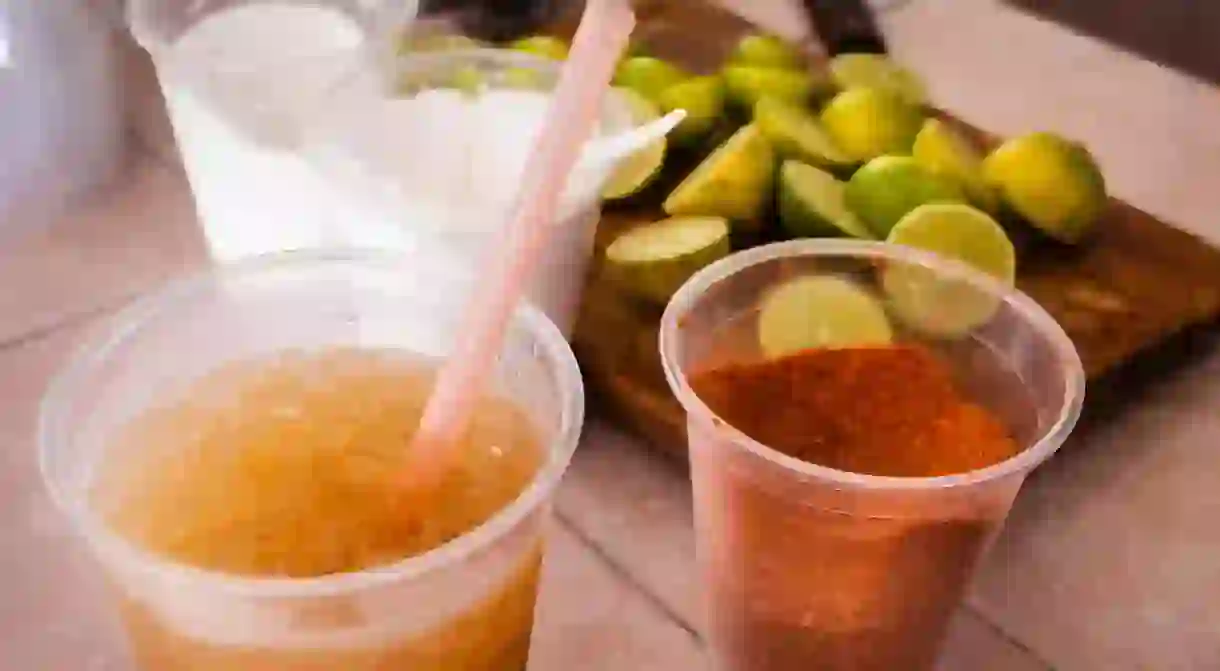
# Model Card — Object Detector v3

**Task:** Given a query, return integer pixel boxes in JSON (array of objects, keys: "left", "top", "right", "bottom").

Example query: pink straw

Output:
[{"left": 403, "top": 0, "right": 636, "bottom": 486}]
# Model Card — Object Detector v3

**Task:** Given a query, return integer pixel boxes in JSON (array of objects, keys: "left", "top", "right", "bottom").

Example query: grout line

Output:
[
  {"left": 962, "top": 604, "right": 1059, "bottom": 670},
  {"left": 555, "top": 511, "right": 703, "bottom": 644},
  {"left": 0, "top": 290, "right": 144, "bottom": 354}
]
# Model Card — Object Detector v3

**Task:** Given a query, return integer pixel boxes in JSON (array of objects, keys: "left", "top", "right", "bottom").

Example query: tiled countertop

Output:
[{"left": 5, "top": 1, "right": 1220, "bottom": 668}]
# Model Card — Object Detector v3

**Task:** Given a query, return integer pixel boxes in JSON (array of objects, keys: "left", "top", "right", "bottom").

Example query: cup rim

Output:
[
  {"left": 38, "top": 248, "right": 585, "bottom": 598},
  {"left": 659, "top": 239, "right": 1086, "bottom": 492}
]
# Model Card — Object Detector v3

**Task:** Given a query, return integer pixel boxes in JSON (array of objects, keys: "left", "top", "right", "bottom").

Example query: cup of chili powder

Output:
[{"left": 659, "top": 239, "right": 1084, "bottom": 671}]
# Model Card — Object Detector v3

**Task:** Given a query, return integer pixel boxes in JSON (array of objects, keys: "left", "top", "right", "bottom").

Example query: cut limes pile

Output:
[
  {"left": 558, "top": 28, "right": 1110, "bottom": 309},
  {"left": 757, "top": 275, "right": 893, "bottom": 357}
]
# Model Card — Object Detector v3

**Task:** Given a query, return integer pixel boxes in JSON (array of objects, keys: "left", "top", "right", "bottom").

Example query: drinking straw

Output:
[{"left": 403, "top": 0, "right": 636, "bottom": 486}]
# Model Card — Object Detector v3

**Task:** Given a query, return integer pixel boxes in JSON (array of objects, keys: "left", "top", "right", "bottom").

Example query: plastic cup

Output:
[
  {"left": 39, "top": 249, "right": 584, "bottom": 670},
  {"left": 659, "top": 240, "right": 1085, "bottom": 671},
  {"left": 305, "top": 47, "right": 645, "bottom": 338},
  {"left": 127, "top": 0, "right": 416, "bottom": 262}
]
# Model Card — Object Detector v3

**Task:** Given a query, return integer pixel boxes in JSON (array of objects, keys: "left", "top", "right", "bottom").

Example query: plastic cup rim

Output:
[
  {"left": 659, "top": 238, "right": 1086, "bottom": 492},
  {"left": 38, "top": 248, "right": 585, "bottom": 598}
]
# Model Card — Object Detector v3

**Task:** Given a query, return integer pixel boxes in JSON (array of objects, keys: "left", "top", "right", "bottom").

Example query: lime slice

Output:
[
  {"left": 658, "top": 75, "right": 726, "bottom": 147},
  {"left": 508, "top": 35, "right": 569, "bottom": 60},
  {"left": 663, "top": 124, "right": 776, "bottom": 225},
  {"left": 730, "top": 34, "right": 804, "bottom": 70},
  {"left": 845, "top": 155, "right": 965, "bottom": 237},
  {"left": 829, "top": 53, "right": 927, "bottom": 105},
  {"left": 614, "top": 57, "right": 689, "bottom": 103},
  {"left": 883, "top": 203, "right": 1016, "bottom": 336},
  {"left": 982, "top": 132, "right": 1107, "bottom": 244},
  {"left": 758, "top": 275, "right": 893, "bottom": 357},
  {"left": 820, "top": 87, "right": 924, "bottom": 162},
  {"left": 912, "top": 118, "right": 999, "bottom": 213},
  {"left": 602, "top": 88, "right": 668, "bottom": 201},
  {"left": 605, "top": 216, "right": 731, "bottom": 303},
  {"left": 722, "top": 66, "right": 828, "bottom": 112},
  {"left": 778, "top": 161, "right": 875, "bottom": 239},
  {"left": 754, "top": 97, "right": 853, "bottom": 170}
]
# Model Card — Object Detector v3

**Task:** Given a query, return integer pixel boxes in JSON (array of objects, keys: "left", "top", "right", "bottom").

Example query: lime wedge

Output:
[
  {"left": 845, "top": 155, "right": 965, "bottom": 237},
  {"left": 508, "top": 35, "right": 569, "bottom": 60},
  {"left": 778, "top": 161, "right": 875, "bottom": 239},
  {"left": 912, "top": 118, "right": 999, "bottom": 213},
  {"left": 605, "top": 216, "right": 731, "bottom": 303},
  {"left": 758, "top": 275, "right": 894, "bottom": 357},
  {"left": 982, "top": 132, "right": 1107, "bottom": 244},
  {"left": 614, "top": 57, "right": 689, "bottom": 103},
  {"left": 663, "top": 124, "right": 776, "bottom": 226},
  {"left": 883, "top": 203, "right": 1016, "bottom": 336},
  {"left": 602, "top": 88, "right": 668, "bottom": 201},
  {"left": 820, "top": 87, "right": 924, "bottom": 162},
  {"left": 501, "top": 67, "right": 548, "bottom": 90},
  {"left": 754, "top": 97, "right": 853, "bottom": 170},
  {"left": 658, "top": 75, "right": 726, "bottom": 147},
  {"left": 829, "top": 53, "right": 927, "bottom": 105},
  {"left": 722, "top": 66, "right": 828, "bottom": 112},
  {"left": 730, "top": 34, "right": 805, "bottom": 70}
]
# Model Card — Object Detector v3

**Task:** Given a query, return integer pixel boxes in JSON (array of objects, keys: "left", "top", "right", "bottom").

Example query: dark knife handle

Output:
[{"left": 799, "top": 0, "right": 889, "bottom": 55}]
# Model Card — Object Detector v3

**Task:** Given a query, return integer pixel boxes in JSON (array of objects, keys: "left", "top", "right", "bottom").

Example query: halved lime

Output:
[
  {"left": 614, "top": 57, "right": 689, "bottom": 103},
  {"left": 605, "top": 216, "right": 731, "bottom": 303},
  {"left": 602, "top": 88, "right": 668, "bottom": 201},
  {"left": 508, "top": 35, "right": 569, "bottom": 60},
  {"left": 663, "top": 124, "right": 776, "bottom": 225},
  {"left": 722, "top": 65, "right": 828, "bottom": 112},
  {"left": 820, "top": 87, "right": 924, "bottom": 162},
  {"left": 883, "top": 203, "right": 1016, "bottom": 336},
  {"left": 754, "top": 97, "right": 854, "bottom": 170},
  {"left": 982, "top": 132, "right": 1107, "bottom": 244},
  {"left": 845, "top": 155, "right": 965, "bottom": 237},
  {"left": 758, "top": 275, "right": 894, "bottom": 357},
  {"left": 658, "top": 75, "right": 725, "bottom": 147},
  {"left": 730, "top": 34, "right": 805, "bottom": 70},
  {"left": 501, "top": 67, "right": 548, "bottom": 90},
  {"left": 778, "top": 161, "right": 874, "bottom": 239},
  {"left": 829, "top": 53, "right": 927, "bottom": 105},
  {"left": 912, "top": 118, "right": 999, "bottom": 213}
]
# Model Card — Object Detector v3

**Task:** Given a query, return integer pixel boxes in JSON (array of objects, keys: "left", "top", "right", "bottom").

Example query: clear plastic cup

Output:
[
  {"left": 127, "top": 0, "right": 416, "bottom": 262},
  {"left": 39, "top": 249, "right": 584, "bottom": 670},
  {"left": 305, "top": 47, "right": 666, "bottom": 337},
  {"left": 659, "top": 240, "right": 1085, "bottom": 671}
]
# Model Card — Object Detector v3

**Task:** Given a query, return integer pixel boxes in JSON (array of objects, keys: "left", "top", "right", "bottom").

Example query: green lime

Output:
[
  {"left": 912, "top": 118, "right": 999, "bottom": 213},
  {"left": 602, "top": 88, "right": 668, "bottom": 201},
  {"left": 758, "top": 275, "right": 894, "bottom": 357},
  {"left": 658, "top": 75, "right": 725, "bottom": 147},
  {"left": 663, "top": 124, "right": 776, "bottom": 226},
  {"left": 730, "top": 34, "right": 805, "bottom": 70},
  {"left": 722, "top": 65, "right": 828, "bottom": 112},
  {"left": 845, "top": 155, "right": 965, "bottom": 237},
  {"left": 614, "top": 57, "right": 689, "bottom": 103},
  {"left": 605, "top": 216, "right": 731, "bottom": 303},
  {"left": 508, "top": 35, "right": 569, "bottom": 60},
  {"left": 448, "top": 66, "right": 485, "bottom": 94},
  {"left": 829, "top": 53, "right": 927, "bottom": 105},
  {"left": 778, "top": 161, "right": 874, "bottom": 239},
  {"left": 754, "top": 97, "right": 853, "bottom": 170},
  {"left": 883, "top": 203, "right": 1016, "bottom": 336},
  {"left": 982, "top": 132, "right": 1107, "bottom": 243},
  {"left": 820, "top": 87, "right": 924, "bottom": 162}
]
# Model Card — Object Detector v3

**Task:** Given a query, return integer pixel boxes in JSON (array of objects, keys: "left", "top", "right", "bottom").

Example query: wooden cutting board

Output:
[{"left": 555, "top": 0, "right": 1220, "bottom": 458}]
